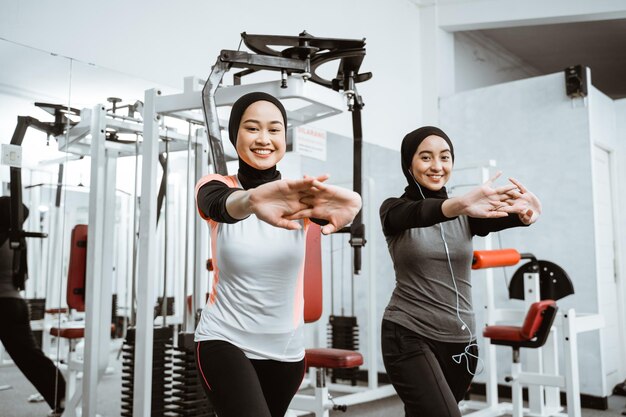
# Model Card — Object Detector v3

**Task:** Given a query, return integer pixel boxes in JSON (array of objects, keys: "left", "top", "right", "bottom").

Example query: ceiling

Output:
[{"left": 473, "top": 18, "right": 626, "bottom": 99}]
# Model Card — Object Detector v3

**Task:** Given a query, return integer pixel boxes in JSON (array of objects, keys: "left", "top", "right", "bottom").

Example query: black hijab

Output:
[
  {"left": 228, "top": 92, "right": 288, "bottom": 190},
  {"left": 400, "top": 126, "right": 455, "bottom": 201}
]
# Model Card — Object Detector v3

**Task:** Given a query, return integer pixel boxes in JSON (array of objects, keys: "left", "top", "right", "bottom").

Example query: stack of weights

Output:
[
  {"left": 155, "top": 296, "right": 175, "bottom": 317},
  {"left": 111, "top": 294, "right": 118, "bottom": 338},
  {"left": 111, "top": 294, "right": 118, "bottom": 322},
  {"left": 26, "top": 298, "right": 46, "bottom": 347},
  {"left": 121, "top": 327, "right": 172, "bottom": 416},
  {"left": 165, "top": 333, "right": 216, "bottom": 416},
  {"left": 327, "top": 315, "right": 360, "bottom": 385},
  {"left": 26, "top": 298, "right": 46, "bottom": 320}
]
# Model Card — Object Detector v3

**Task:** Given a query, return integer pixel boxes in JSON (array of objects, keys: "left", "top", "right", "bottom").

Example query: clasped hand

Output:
[
  {"left": 248, "top": 174, "right": 362, "bottom": 235},
  {"left": 461, "top": 172, "right": 541, "bottom": 225}
]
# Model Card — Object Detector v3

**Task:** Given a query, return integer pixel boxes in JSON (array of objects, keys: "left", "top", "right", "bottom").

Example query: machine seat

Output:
[
  {"left": 50, "top": 323, "right": 115, "bottom": 340},
  {"left": 483, "top": 300, "right": 557, "bottom": 349},
  {"left": 305, "top": 348, "right": 363, "bottom": 369}
]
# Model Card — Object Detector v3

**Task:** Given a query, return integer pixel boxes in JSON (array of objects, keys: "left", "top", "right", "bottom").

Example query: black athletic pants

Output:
[
  {"left": 196, "top": 340, "right": 305, "bottom": 417},
  {"left": 381, "top": 319, "right": 477, "bottom": 417},
  {"left": 0, "top": 297, "right": 66, "bottom": 410}
]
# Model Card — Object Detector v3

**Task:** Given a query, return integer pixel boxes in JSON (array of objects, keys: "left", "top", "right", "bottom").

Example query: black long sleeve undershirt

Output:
[
  {"left": 380, "top": 196, "right": 526, "bottom": 237},
  {"left": 380, "top": 197, "right": 451, "bottom": 236},
  {"left": 197, "top": 181, "right": 242, "bottom": 223},
  {"left": 467, "top": 215, "right": 527, "bottom": 236}
]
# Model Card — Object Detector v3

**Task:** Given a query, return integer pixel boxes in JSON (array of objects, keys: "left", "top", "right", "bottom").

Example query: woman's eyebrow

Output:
[{"left": 241, "top": 119, "right": 283, "bottom": 126}]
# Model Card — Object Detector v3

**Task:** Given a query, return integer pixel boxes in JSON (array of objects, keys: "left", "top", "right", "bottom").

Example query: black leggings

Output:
[
  {"left": 196, "top": 340, "right": 305, "bottom": 417},
  {"left": 381, "top": 319, "right": 477, "bottom": 417},
  {"left": 0, "top": 297, "right": 66, "bottom": 410}
]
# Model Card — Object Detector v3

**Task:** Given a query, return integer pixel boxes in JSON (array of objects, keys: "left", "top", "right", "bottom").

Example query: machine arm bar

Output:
[
  {"left": 220, "top": 50, "right": 308, "bottom": 73},
  {"left": 8, "top": 115, "right": 60, "bottom": 244},
  {"left": 201, "top": 60, "right": 231, "bottom": 175},
  {"left": 348, "top": 85, "right": 365, "bottom": 274},
  {"left": 7, "top": 114, "right": 62, "bottom": 290}
]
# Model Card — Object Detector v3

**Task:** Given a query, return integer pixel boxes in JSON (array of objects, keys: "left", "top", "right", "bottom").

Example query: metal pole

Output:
[
  {"left": 161, "top": 139, "right": 169, "bottom": 327},
  {"left": 348, "top": 81, "right": 365, "bottom": 275},
  {"left": 134, "top": 89, "right": 160, "bottom": 417},
  {"left": 182, "top": 123, "right": 193, "bottom": 332},
  {"left": 130, "top": 139, "right": 139, "bottom": 326},
  {"left": 82, "top": 104, "right": 108, "bottom": 416},
  {"left": 201, "top": 60, "right": 231, "bottom": 175},
  {"left": 365, "top": 177, "right": 378, "bottom": 388}
]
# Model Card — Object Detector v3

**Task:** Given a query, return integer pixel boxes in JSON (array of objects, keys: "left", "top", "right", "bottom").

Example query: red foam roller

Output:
[{"left": 472, "top": 249, "right": 520, "bottom": 270}]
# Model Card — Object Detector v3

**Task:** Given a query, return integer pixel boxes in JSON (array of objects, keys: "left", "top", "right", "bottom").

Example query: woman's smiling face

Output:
[
  {"left": 410, "top": 135, "right": 453, "bottom": 191},
  {"left": 236, "top": 100, "right": 286, "bottom": 170}
]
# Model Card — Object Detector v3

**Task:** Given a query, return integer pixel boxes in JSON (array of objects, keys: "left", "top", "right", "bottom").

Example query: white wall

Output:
[
  {"left": 435, "top": 0, "right": 626, "bottom": 31},
  {"left": 588, "top": 84, "right": 625, "bottom": 392},
  {"left": 408, "top": 0, "right": 626, "bottom": 154},
  {"left": 454, "top": 31, "right": 539, "bottom": 94},
  {"left": 0, "top": 0, "right": 422, "bottom": 154},
  {"left": 615, "top": 97, "right": 626, "bottom": 381}
]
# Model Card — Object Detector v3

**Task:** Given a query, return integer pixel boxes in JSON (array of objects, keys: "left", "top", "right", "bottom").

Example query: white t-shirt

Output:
[{"left": 194, "top": 174, "right": 308, "bottom": 362}]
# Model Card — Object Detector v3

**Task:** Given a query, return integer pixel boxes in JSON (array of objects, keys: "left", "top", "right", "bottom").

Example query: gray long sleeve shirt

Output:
[{"left": 380, "top": 196, "right": 525, "bottom": 343}]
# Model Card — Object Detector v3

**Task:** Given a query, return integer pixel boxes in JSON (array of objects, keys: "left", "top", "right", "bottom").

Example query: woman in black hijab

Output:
[
  {"left": 379, "top": 126, "right": 541, "bottom": 417},
  {"left": 193, "top": 92, "right": 361, "bottom": 417},
  {"left": 0, "top": 196, "right": 66, "bottom": 416}
]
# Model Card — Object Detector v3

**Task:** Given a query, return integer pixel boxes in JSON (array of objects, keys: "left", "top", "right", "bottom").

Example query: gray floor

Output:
[{"left": 1, "top": 359, "right": 625, "bottom": 417}]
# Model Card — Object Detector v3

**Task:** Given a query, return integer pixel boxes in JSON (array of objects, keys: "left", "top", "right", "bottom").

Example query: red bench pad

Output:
[
  {"left": 305, "top": 348, "right": 363, "bottom": 369},
  {"left": 50, "top": 324, "right": 115, "bottom": 339},
  {"left": 483, "top": 325, "right": 525, "bottom": 342}
]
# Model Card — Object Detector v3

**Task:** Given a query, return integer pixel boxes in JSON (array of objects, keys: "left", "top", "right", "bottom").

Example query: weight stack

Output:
[
  {"left": 121, "top": 327, "right": 172, "bottom": 416},
  {"left": 112, "top": 294, "right": 118, "bottom": 322},
  {"left": 26, "top": 298, "right": 46, "bottom": 348},
  {"left": 165, "top": 332, "right": 215, "bottom": 417},
  {"left": 327, "top": 315, "right": 360, "bottom": 385},
  {"left": 111, "top": 294, "right": 119, "bottom": 338},
  {"left": 155, "top": 296, "right": 175, "bottom": 317},
  {"left": 26, "top": 298, "right": 46, "bottom": 320}
]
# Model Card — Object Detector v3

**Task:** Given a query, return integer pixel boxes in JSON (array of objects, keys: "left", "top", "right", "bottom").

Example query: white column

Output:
[
  {"left": 82, "top": 104, "right": 108, "bottom": 416},
  {"left": 419, "top": 4, "right": 455, "bottom": 125},
  {"left": 193, "top": 132, "right": 209, "bottom": 323},
  {"left": 366, "top": 177, "right": 377, "bottom": 389},
  {"left": 563, "top": 309, "right": 581, "bottom": 417},
  {"left": 98, "top": 154, "right": 116, "bottom": 373},
  {"left": 134, "top": 89, "right": 160, "bottom": 417},
  {"left": 524, "top": 271, "right": 544, "bottom": 415}
]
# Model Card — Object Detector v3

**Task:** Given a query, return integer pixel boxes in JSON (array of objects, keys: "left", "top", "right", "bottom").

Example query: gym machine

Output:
[{"left": 462, "top": 248, "right": 604, "bottom": 417}]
